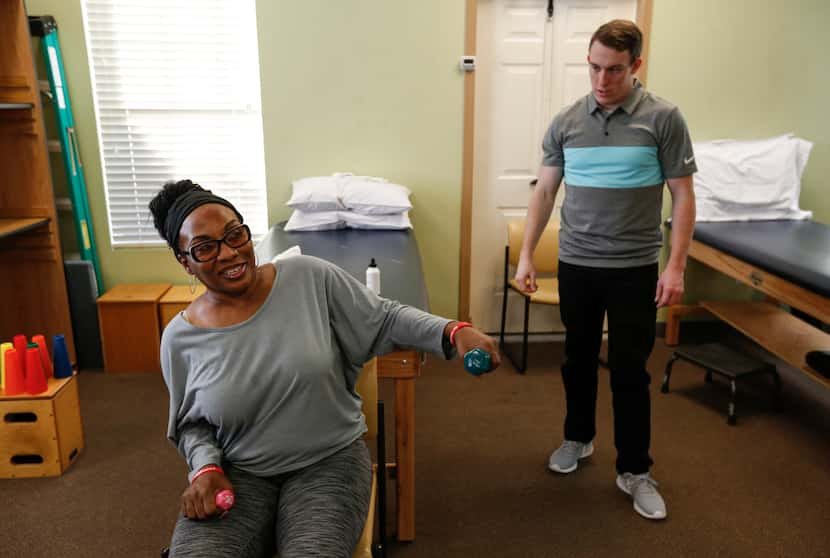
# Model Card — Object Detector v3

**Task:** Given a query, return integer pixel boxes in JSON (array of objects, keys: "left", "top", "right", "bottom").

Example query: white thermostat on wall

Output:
[{"left": 459, "top": 55, "right": 476, "bottom": 72}]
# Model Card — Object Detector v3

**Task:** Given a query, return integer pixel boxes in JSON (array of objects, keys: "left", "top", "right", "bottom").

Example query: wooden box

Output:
[
  {"left": 97, "top": 283, "right": 171, "bottom": 373},
  {"left": 158, "top": 284, "right": 206, "bottom": 330},
  {"left": 0, "top": 376, "right": 84, "bottom": 478}
]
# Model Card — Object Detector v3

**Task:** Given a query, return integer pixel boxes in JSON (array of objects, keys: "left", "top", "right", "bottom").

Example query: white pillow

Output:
[
  {"left": 340, "top": 177, "right": 412, "bottom": 215},
  {"left": 284, "top": 210, "right": 345, "bottom": 231},
  {"left": 693, "top": 134, "right": 813, "bottom": 222},
  {"left": 341, "top": 210, "right": 412, "bottom": 230},
  {"left": 286, "top": 176, "right": 343, "bottom": 212}
]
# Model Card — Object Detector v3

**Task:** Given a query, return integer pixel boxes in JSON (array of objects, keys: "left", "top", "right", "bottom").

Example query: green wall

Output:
[
  {"left": 24, "top": 0, "right": 465, "bottom": 318},
  {"left": 255, "top": 1, "right": 465, "bottom": 317},
  {"left": 23, "top": 0, "right": 829, "bottom": 319},
  {"left": 649, "top": 0, "right": 830, "bottom": 306}
]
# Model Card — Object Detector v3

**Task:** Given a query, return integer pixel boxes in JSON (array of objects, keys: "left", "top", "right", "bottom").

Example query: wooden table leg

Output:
[
  {"left": 394, "top": 377, "right": 416, "bottom": 541},
  {"left": 665, "top": 305, "right": 683, "bottom": 346},
  {"left": 665, "top": 304, "right": 711, "bottom": 346}
]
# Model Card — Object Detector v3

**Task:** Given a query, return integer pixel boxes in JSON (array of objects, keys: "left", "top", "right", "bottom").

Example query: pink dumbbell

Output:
[{"left": 215, "top": 489, "right": 235, "bottom": 511}]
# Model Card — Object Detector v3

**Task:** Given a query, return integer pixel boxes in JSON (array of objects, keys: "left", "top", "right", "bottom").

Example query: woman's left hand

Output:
[{"left": 453, "top": 326, "right": 501, "bottom": 372}]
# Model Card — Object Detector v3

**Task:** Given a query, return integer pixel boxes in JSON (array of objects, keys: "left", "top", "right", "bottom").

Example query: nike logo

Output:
[{"left": 684, "top": 155, "right": 695, "bottom": 165}]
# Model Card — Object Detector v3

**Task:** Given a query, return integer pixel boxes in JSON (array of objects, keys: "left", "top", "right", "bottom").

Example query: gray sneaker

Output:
[
  {"left": 616, "top": 472, "right": 667, "bottom": 520},
  {"left": 547, "top": 440, "right": 594, "bottom": 473}
]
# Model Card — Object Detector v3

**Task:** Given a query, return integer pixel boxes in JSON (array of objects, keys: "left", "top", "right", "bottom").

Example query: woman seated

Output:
[{"left": 149, "top": 180, "right": 499, "bottom": 558}]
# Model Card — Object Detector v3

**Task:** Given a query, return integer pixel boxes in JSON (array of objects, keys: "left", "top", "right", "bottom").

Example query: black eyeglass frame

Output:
[{"left": 179, "top": 224, "right": 251, "bottom": 263}]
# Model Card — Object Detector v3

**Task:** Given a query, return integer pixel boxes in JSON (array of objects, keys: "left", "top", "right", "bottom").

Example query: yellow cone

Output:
[{"left": 0, "top": 342, "right": 12, "bottom": 392}]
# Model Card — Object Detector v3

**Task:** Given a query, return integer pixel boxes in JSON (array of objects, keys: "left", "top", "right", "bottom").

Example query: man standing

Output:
[{"left": 515, "top": 19, "right": 696, "bottom": 520}]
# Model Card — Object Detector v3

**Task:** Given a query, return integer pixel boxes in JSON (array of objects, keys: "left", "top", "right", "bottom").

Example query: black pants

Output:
[{"left": 558, "top": 260, "right": 658, "bottom": 475}]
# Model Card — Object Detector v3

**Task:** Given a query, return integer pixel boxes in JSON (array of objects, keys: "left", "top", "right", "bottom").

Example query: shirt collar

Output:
[{"left": 588, "top": 79, "right": 645, "bottom": 115}]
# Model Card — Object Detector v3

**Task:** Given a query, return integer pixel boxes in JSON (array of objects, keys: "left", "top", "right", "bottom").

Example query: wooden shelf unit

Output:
[
  {"left": 0, "top": 0, "right": 75, "bottom": 362},
  {"left": 0, "top": 77, "right": 33, "bottom": 106},
  {"left": 0, "top": 102, "right": 33, "bottom": 110},
  {"left": 0, "top": 217, "right": 49, "bottom": 238}
]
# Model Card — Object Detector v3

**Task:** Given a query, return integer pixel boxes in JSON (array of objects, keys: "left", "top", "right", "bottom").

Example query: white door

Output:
[{"left": 470, "top": 0, "right": 638, "bottom": 334}]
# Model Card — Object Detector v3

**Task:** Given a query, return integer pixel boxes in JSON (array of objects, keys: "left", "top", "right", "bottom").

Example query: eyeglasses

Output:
[{"left": 182, "top": 224, "right": 251, "bottom": 262}]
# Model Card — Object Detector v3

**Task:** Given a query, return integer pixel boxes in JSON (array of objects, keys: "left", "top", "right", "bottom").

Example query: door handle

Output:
[
  {"left": 529, "top": 178, "right": 538, "bottom": 187},
  {"left": 547, "top": 0, "right": 554, "bottom": 19}
]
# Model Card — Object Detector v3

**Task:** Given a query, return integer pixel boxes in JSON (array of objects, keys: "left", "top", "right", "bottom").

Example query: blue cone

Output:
[{"left": 53, "top": 334, "right": 73, "bottom": 379}]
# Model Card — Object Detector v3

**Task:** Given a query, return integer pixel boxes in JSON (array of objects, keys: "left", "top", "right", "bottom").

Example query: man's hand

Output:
[
  {"left": 514, "top": 165, "right": 562, "bottom": 294},
  {"left": 514, "top": 254, "right": 538, "bottom": 293},
  {"left": 453, "top": 326, "right": 501, "bottom": 372},
  {"left": 655, "top": 266, "right": 684, "bottom": 308},
  {"left": 181, "top": 470, "right": 234, "bottom": 520}
]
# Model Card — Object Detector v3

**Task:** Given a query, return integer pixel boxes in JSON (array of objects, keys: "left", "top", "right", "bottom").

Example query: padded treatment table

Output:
[
  {"left": 256, "top": 224, "right": 428, "bottom": 541},
  {"left": 666, "top": 219, "right": 830, "bottom": 388},
  {"left": 691, "top": 220, "right": 830, "bottom": 301}
]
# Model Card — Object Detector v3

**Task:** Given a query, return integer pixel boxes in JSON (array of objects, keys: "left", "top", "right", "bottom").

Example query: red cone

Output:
[
  {"left": 32, "top": 334, "right": 53, "bottom": 378},
  {"left": 4, "top": 348, "right": 25, "bottom": 396},
  {"left": 13, "top": 334, "right": 27, "bottom": 379},
  {"left": 24, "top": 344, "right": 48, "bottom": 395}
]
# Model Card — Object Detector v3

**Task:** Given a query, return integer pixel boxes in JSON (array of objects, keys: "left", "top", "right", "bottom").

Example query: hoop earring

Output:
[{"left": 189, "top": 273, "right": 197, "bottom": 295}]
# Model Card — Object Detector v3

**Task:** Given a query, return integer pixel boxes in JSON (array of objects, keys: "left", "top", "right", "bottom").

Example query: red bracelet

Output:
[
  {"left": 449, "top": 321, "right": 473, "bottom": 346},
  {"left": 191, "top": 465, "right": 224, "bottom": 484}
]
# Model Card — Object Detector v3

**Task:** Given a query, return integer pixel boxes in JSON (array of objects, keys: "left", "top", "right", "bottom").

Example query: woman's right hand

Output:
[{"left": 181, "top": 469, "right": 234, "bottom": 519}]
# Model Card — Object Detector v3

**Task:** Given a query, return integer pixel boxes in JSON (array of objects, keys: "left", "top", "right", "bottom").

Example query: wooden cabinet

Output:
[
  {"left": 0, "top": 0, "right": 75, "bottom": 364},
  {"left": 97, "top": 283, "right": 171, "bottom": 373},
  {"left": 158, "top": 284, "right": 206, "bottom": 330}
]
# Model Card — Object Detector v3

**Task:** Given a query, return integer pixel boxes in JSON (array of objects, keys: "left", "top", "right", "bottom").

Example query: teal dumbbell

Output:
[{"left": 464, "top": 348, "right": 492, "bottom": 376}]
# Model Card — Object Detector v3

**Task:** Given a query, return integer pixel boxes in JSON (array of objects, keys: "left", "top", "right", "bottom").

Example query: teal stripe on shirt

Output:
[{"left": 564, "top": 146, "right": 664, "bottom": 188}]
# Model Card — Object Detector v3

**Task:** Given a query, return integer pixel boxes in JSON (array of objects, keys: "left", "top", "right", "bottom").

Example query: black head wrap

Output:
[{"left": 163, "top": 190, "right": 244, "bottom": 253}]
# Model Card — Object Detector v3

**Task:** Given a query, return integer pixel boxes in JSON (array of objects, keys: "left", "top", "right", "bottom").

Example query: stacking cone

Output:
[
  {"left": 53, "top": 334, "right": 73, "bottom": 379},
  {"left": 0, "top": 342, "right": 12, "bottom": 392},
  {"left": 32, "top": 334, "right": 53, "bottom": 378},
  {"left": 13, "top": 334, "right": 27, "bottom": 379},
  {"left": 4, "top": 348, "right": 25, "bottom": 396},
  {"left": 25, "top": 344, "right": 48, "bottom": 395}
]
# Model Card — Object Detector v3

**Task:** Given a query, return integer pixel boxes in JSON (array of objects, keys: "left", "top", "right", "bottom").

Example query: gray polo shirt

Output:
[
  {"left": 161, "top": 255, "right": 451, "bottom": 479},
  {"left": 542, "top": 81, "right": 697, "bottom": 267}
]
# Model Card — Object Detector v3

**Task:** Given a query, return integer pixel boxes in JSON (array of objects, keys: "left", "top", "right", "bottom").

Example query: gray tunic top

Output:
[{"left": 161, "top": 255, "right": 450, "bottom": 479}]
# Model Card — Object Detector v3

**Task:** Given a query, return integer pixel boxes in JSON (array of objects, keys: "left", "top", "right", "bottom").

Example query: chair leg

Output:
[
  {"left": 519, "top": 296, "right": 530, "bottom": 373},
  {"left": 375, "top": 400, "right": 387, "bottom": 558},
  {"left": 500, "top": 246, "right": 509, "bottom": 349},
  {"left": 661, "top": 354, "right": 678, "bottom": 393}
]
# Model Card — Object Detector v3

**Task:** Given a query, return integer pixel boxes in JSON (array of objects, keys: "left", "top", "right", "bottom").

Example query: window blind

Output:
[{"left": 82, "top": 0, "right": 268, "bottom": 246}]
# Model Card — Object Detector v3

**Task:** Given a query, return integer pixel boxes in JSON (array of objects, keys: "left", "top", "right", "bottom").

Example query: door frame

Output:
[{"left": 458, "top": 0, "right": 654, "bottom": 321}]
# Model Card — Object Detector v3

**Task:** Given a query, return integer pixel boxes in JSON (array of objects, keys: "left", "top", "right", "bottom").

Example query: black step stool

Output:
[{"left": 661, "top": 343, "right": 781, "bottom": 425}]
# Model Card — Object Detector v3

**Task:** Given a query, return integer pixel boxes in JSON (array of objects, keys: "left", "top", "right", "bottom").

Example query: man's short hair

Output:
[{"left": 589, "top": 19, "right": 642, "bottom": 64}]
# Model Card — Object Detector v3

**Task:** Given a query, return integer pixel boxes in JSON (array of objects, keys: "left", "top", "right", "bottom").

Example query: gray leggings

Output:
[{"left": 168, "top": 439, "right": 372, "bottom": 558}]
